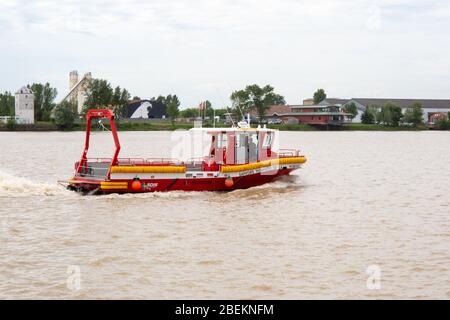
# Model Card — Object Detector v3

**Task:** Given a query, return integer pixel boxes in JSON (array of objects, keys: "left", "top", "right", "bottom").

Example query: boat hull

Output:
[{"left": 68, "top": 168, "right": 296, "bottom": 194}]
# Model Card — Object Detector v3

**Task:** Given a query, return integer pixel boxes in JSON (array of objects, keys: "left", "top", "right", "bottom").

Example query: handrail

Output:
[
  {"left": 86, "top": 158, "right": 113, "bottom": 163},
  {"left": 75, "top": 165, "right": 109, "bottom": 179}
]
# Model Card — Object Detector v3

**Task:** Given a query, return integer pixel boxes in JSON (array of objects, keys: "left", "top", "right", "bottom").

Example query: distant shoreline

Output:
[{"left": 0, "top": 121, "right": 438, "bottom": 132}]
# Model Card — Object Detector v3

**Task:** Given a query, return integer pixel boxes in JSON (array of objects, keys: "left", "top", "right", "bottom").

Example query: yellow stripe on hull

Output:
[
  {"left": 111, "top": 166, "right": 187, "bottom": 174},
  {"left": 100, "top": 181, "right": 129, "bottom": 190},
  {"left": 221, "top": 156, "right": 306, "bottom": 173}
]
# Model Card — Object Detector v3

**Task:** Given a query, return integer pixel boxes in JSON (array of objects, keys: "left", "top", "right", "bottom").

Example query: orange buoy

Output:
[
  {"left": 131, "top": 180, "right": 142, "bottom": 191},
  {"left": 224, "top": 178, "right": 234, "bottom": 188}
]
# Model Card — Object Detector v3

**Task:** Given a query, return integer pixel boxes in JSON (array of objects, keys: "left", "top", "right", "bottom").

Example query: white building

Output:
[
  {"left": 60, "top": 70, "right": 92, "bottom": 114},
  {"left": 15, "top": 86, "right": 34, "bottom": 124}
]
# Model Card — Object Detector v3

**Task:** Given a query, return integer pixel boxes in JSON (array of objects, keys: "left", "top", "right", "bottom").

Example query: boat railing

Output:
[
  {"left": 85, "top": 158, "right": 113, "bottom": 163},
  {"left": 75, "top": 163, "right": 110, "bottom": 180},
  {"left": 86, "top": 157, "right": 188, "bottom": 166},
  {"left": 146, "top": 158, "right": 183, "bottom": 165},
  {"left": 186, "top": 157, "right": 206, "bottom": 164},
  {"left": 118, "top": 158, "right": 146, "bottom": 165}
]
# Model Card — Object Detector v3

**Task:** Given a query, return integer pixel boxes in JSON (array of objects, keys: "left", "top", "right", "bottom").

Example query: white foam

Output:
[{"left": 0, "top": 171, "right": 62, "bottom": 197}]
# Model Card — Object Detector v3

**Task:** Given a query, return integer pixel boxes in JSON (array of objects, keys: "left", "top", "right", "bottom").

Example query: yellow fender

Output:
[{"left": 221, "top": 156, "right": 306, "bottom": 173}]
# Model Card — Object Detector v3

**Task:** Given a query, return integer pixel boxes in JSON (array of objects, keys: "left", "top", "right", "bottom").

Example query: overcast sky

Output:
[{"left": 1, "top": 0, "right": 449, "bottom": 108}]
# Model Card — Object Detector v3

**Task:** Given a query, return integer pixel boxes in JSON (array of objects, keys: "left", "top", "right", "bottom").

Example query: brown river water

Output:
[{"left": 0, "top": 131, "right": 449, "bottom": 299}]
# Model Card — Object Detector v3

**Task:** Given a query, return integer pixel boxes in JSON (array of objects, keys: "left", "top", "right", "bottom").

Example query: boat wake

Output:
[{"left": 0, "top": 171, "right": 63, "bottom": 197}]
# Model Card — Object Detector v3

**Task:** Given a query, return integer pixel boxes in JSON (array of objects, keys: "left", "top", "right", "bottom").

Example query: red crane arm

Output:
[{"left": 76, "top": 109, "right": 121, "bottom": 179}]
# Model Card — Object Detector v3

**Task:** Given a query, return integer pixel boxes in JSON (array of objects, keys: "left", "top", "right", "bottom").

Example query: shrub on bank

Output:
[
  {"left": 6, "top": 117, "right": 17, "bottom": 130},
  {"left": 435, "top": 119, "right": 450, "bottom": 130},
  {"left": 54, "top": 102, "right": 76, "bottom": 130}
]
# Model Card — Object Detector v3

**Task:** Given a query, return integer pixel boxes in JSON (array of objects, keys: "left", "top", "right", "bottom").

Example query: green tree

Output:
[
  {"left": 230, "top": 89, "right": 252, "bottom": 116},
  {"left": 0, "top": 91, "right": 14, "bottom": 116},
  {"left": 166, "top": 94, "right": 180, "bottom": 124},
  {"left": 111, "top": 86, "right": 122, "bottom": 107},
  {"left": 83, "top": 79, "right": 131, "bottom": 117},
  {"left": 201, "top": 100, "right": 213, "bottom": 120},
  {"left": 150, "top": 95, "right": 167, "bottom": 104},
  {"left": 84, "top": 79, "right": 113, "bottom": 111},
  {"left": 376, "top": 102, "right": 402, "bottom": 126},
  {"left": 386, "top": 103, "right": 403, "bottom": 126},
  {"left": 180, "top": 107, "right": 199, "bottom": 119},
  {"left": 435, "top": 118, "right": 450, "bottom": 130},
  {"left": 230, "top": 84, "right": 285, "bottom": 123},
  {"left": 213, "top": 108, "right": 229, "bottom": 118},
  {"left": 404, "top": 102, "right": 424, "bottom": 127},
  {"left": 110, "top": 87, "right": 130, "bottom": 118},
  {"left": 343, "top": 102, "right": 358, "bottom": 119},
  {"left": 361, "top": 106, "right": 375, "bottom": 124},
  {"left": 54, "top": 101, "right": 76, "bottom": 129},
  {"left": 6, "top": 107, "right": 17, "bottom": 130},
  {"left": 313, "top": 88, "right": 327, "bottom": 104},
  {"left": 30, "top": 83, "right": 58, "bottom": 121}
]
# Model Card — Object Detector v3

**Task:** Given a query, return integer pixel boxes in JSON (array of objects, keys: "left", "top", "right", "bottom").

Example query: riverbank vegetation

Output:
[
  {"left": 2, "top": 82, "right": 450, "bottom": 132},
  {"left": 3, "top": 120, "right": 443, "bottom": 132},
  {"left": 231, "top": 84, "right": 285, "bottom": 122},
  {"left": 0, "top": 91, "right": 15, "bottom": 116}
]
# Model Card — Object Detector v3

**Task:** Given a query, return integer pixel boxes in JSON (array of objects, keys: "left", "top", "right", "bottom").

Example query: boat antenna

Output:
[
  {"left": 236, "top": 102, "right": 245, "bottom": 122},
  {"left": 215, "top": 87, "right": 236, "bottom": 128},
  {"left": 225, "top": 107, "right": 236, "bottom": 128}
]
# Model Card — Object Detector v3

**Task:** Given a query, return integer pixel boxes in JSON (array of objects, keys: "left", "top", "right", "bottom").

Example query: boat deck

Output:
[{"left": 75, "top": 150, "right": 301, "bottom": 180}]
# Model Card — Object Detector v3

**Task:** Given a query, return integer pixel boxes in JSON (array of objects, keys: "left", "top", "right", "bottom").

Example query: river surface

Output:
[{"left": 0, "top": 131, "right": 449, "bottom": 299}]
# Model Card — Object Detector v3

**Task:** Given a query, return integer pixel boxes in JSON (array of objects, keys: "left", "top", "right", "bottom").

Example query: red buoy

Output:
[
  {"left": 131, "top": 180, "right": 142, "bottom": 191},
  {"left": 224, "top": 178, "right": 234, "bottom": 188}
]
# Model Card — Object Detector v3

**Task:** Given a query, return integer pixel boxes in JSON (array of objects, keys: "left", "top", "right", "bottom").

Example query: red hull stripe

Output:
[{"left": 71, "top": 169, "right": 294, "bottom": 193}]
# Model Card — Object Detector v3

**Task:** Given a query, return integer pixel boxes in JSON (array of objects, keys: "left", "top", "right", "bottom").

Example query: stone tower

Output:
[
  {"left": 69, "top": 71, "right": 79, "bottom": 90},
  {"left": 15, "top": 86, "right": 35, "bottom": 124}
]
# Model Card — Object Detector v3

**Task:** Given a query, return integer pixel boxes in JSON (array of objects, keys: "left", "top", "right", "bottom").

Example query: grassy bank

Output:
[
  {"left": 267, "top": 124, "right": 318, "bottom": 131},
  {"left": 0, "top": 121, "right": 58, "bottom": 131},
  {"left": 341, "top": 123, "right": 428, "bottom": 131},
  {"left": 0, "top": 121, "right": 443, "bottom": 132}
]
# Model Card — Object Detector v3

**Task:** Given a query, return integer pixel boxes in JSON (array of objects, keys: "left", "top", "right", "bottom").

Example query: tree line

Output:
[
  {"left": 0, "top": 84, "right": 58, "bottom": 121},
  {"left": 361, "top": 102, "right": 424, "bottom": 127},
  {"left": 3, "top": 81, "right": 450, "bottom": 130},
  {"left": 0, "top": 92, "right": 14, "bottom": 116}
]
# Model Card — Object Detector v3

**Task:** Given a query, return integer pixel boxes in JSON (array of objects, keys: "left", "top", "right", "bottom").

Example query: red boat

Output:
[{"left": 64, "top": 109, "right": 307, "bottom": 194}]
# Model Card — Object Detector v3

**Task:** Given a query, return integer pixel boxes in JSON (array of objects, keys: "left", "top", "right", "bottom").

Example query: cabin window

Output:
[
  {"left": 262, "top": 132, "right": 273, "bottom": 148},
  {"left": 236, "top": 134, "right": 246, "bottom": 148},
  {"left": 249, "top": 133, "right": 258, "bottom": 163},
  {"left": 217, "top": 133, "right": 228, "bottom": 148}
]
